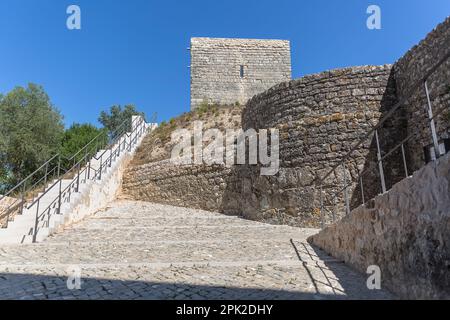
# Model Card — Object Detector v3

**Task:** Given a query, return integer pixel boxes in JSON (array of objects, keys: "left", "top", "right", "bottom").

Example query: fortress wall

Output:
[
  {"left": 394, "top": 16, "right": 450, "bottom": 172},
  {"left": 123, "top": 18, "right": 449, "bottom": 230},
  {"left": 123, "top": 66, "right": 404, "bottom": 227},
  {"left": 232, "top": 66, "right": 404, "bottom": 226},
  {"left": 309, "top": 18, "right": 450, "bottom": 299},
  {"left": 190, "top": 38, "right": 291, "bottom": 110}
]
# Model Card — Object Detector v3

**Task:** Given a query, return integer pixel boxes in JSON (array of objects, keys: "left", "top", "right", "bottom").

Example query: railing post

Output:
[
  {"left": 57, "top": 179, "right": 62, "bottom": 214},
  {"left": 401, "top": 143, "right": 409, "bottom": 177},
  {"left": 46, "top": 208, "right": 51, "bottom": 229},
  {"left": 128, "top": 133, "right": 132, "bottom": 152},
  {"left": 424, "top": 80, "right": 440, "bottom": 159},
  {"left": 44, "top": 163, "right": 48, "bottom": 186},
  {"left": 375, "top": 129, "right": 387, "bottom": 194},
  {"left": 76, "top": 162, "right": 80, "bottom": 192},
  {"left": 99, "top": 155, "right": 103, "bottom": 180},
  {"left": 57, "top": 155, "right": 61, "bottom": 179},
  {"left": 360, "top": 175, "right": 365, "bottom": 205},
  {"left": 33, "top": 200, "right": 40, "bottom": 243},
  {"left": 342, "top": 163, "right": 350, "bottom": 215},
  {"left": 88, "top": 157, "right": 91, "bottom": 180},
  {"left": 332, "top": 195, "right": 336, "bottom": 222},
  {"left": 84, "top": 154, "right": 88, "bottom": 183},
  {"left": 20, "top": 182, "right": 26, "bottom": 215}
]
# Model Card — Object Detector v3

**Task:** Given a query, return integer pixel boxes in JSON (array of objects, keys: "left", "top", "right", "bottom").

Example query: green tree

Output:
[
  {"left": 61, "top": 123, "right": 108, "bottom": 165},
  {"left": 0, "top": 84, "right": 64, "bottom": 190},
  {"left": 98, "top": 104, "right": 145, "bottom": 138}
]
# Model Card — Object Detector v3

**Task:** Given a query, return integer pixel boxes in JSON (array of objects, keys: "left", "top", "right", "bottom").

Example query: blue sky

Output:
[{"left": 0, "top": 0, "right": 449, "bottom": 127}]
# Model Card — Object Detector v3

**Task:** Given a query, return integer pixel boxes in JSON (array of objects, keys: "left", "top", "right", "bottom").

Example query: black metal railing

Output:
[
  {"left": 0, "top": 115, "right": 147, "bottom": 231},
  {"left": 27, "top": 115, "right": 148, "bottom": 242},
  {"left": 316, "top": 51, "right": 450, "bottom": 228}
]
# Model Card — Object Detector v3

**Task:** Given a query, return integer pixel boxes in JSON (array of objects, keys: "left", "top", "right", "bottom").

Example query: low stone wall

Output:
[
  {"left": 122, "top": 159, "right": 232, "bottom": 212},
  {"left": 308, "top": 152, "right": 450, "bottom": 299}
]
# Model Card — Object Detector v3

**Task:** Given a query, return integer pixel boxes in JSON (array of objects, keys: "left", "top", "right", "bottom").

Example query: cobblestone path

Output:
[{"left": 0, "top": 200, "right": 393, "bottom": 299}]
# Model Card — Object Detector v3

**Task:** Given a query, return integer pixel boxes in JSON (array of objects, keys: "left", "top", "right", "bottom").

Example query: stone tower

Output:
[{"left": 190, "top": 37, "right": 292, "bottom": 110}]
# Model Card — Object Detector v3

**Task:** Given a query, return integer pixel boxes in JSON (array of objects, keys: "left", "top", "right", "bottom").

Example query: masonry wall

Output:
[
  {"left": 123, "top": 66, "right": 403, "bottom": 228},
  {"left": 190, "top": 38, "right": 292, "bottom": 110},
  {"left": 394, "top": 16, "right": 450, "bottom": 172},
  {"left": 308, "top": 152, "right": 450, "bottom": 299},
  {"left": 122, "top": 160, "right": 231, "bottom": 212},
  {"left": 230, "top": 65, "right": 403, "bottom": 227},
  {"left": 123, "top": 18, "right": 449, "bottom": 230}
]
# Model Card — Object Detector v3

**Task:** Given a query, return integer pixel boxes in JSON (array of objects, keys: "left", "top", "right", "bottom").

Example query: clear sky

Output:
[{"left": 0, "top": 0, "right": 449, "bottom": 127}]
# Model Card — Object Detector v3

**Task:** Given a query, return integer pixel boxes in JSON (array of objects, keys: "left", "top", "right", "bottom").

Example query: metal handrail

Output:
[
  {"left": 317, "top": 50, "right": 450, "bottom": 186},
  {"left": 64, "top": 115, "right": 140, "bottom": 163},
  {"left": 0, "top": 154, "right": 59, "bottom": 201},
  {"left": 0, "top": 116, "right": 138, "bottom": 204},
  {"left": 28, "top": 117, "right": 144, "bottom": 209},
  {"left": 36, "top": 121, "right": 145, "bottom": 220},
  {"left": 0, "top": 115, "right": 146, "bottom": 230},
  {"left": 317, "top": 50, "right": 450, "bottom": 227},
  {"left": 29, "top": 116, "right": 148, "bottom": 242}
]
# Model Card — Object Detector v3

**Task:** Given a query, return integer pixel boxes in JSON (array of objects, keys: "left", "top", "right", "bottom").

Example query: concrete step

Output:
[{"left": 0, "top": 123, "right": 149, "bottom": 244}]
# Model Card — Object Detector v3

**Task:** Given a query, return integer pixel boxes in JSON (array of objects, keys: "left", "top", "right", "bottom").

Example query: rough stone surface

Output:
[
  {"left": 190, "top": 38, "right": 292, "bottom": 110},
  {"left": 236, "top": 65, "right": 403, "bottom": 226},
  {"left": 0, "top": 200, "right": 393, "bottom": 300},
  {"left": 394, "top": 16, "right": 450, "bottom": 172},
  {"left": 309, "top": 152, "right": 450, "bottom": 299},
  {"left": 122, "top": 160, "right": 231, "bottom": 212},
  {"left": 124, "top": 18, "right": 449, "bottom": 231},
  {"left": 124, "top": 66, "right": 403, "bottom": 227}
]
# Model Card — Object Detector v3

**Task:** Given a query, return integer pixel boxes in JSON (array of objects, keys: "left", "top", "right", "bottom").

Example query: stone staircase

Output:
[
  {"left": 0, "top": 117, "right": 152, "bottom": 244},
  {"left": 0, "top": 200, "right": 394, "bottom": 299}
]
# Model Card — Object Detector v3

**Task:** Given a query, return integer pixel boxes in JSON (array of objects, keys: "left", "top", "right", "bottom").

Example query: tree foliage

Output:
[
  {"left": 0, "top": 86, "right": 146, "bottom": 194},
  {"left": 60, "top": 123, "right": 108, "bottom": 164},
  {"left": 0, "top": 84, "right": 64, "bottom": 190},
  {"left": 98, "top": 104, "right": 145, "bottom": 138}
]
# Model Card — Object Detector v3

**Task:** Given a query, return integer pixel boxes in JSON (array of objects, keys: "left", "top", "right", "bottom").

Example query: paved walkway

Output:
[{"left": 0, "top": 200, "right": 393, "bottom": 300}]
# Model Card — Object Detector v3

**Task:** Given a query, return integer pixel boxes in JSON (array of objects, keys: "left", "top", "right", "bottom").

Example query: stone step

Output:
[
  {"left": 0, "top": 260, "right": 393, "bottom": 300},
  {"left": 0, "top": 238, "right": 320, "bottom": 265},
  {"left": 46, "top": 224, "right": 314, "bottom": 243},
  {"left": 92, "top": 201, "right": 242, "bottom": 219},
  {"left": 75, "top": 216, "right": 264, "bottom": 228}
]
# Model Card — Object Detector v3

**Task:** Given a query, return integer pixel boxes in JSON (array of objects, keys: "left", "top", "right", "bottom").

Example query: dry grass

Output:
[{"left": 131, "top": 104, "right": 243, "bottom": 166}]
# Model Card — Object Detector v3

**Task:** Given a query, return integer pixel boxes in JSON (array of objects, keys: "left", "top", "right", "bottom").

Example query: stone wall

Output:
[
  {"left": 123, "top": 17, "right": 449, "bottom": 230},
  {"left": 308, "top": 152, "right": 450, "bottom": 299},
  {"left": 233, "top": 65, "right": 403, "bottom": 226},
  {"left": 123, "top": 66, "right": 404, "bottom": 228},
  {"left": 394, "top": 16, "right": 450, "bottom": 172},
  {"left": 190, "top": 38, "right": 291, "bottom": 110},
  {"left": 122, "top": 160, "right": 231, "bottom": 212}
]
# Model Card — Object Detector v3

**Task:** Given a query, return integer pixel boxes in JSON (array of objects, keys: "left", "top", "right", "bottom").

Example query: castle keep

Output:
[{"left": 190, "top": 37, "right": 292, "bottom": 110}]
